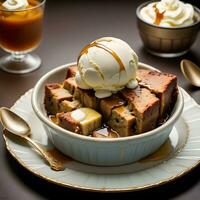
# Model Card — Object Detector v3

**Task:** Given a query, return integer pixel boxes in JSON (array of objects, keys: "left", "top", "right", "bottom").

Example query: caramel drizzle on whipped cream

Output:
[
  {"left": 78, "top": 41, "right": 125, "bottom": 72},
  {"left": 153, "top": 4, "right": 166, "bottom": 25}
]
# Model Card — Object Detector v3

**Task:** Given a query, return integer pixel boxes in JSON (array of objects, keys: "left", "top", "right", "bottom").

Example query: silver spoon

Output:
[
  {"left": 180, "top": 59, "right": 200, "bottom": 87},
  {"left": 0, "top": 107, "right": 67, "bottom": 171}
]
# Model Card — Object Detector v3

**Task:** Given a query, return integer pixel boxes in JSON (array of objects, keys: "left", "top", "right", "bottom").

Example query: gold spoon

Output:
[
  {"left": 180, "top": 59, "right": 200, "bottom": 87},
  {"left": 0, "top": 107, "right": 67, "bottom": 171}
]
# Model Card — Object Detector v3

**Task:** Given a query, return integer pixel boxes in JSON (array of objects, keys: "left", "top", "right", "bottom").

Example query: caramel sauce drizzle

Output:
[
  {"left": 78, "top": 41, "right": 125, "bottom": 72},
  {"left": 153, "top": 4, "right": 165, "bottom": 25}
]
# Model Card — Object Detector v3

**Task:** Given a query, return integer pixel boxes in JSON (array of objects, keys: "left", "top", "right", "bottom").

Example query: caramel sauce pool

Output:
[
  {"left": 45, "top": 148, "right": 72, "bottom": 164},
  {"left": 140, "top": 138, "right": 173, "bottom": 163}
]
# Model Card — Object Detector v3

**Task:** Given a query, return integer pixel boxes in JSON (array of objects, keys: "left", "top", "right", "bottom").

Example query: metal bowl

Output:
[{"left": 136, "top": 1, "right": 200, "bottom": 57}]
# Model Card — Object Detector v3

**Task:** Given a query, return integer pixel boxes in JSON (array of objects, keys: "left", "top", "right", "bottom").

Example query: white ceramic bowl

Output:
[{"left": 32, "top": 62, "right": 184, "bottom": 166}]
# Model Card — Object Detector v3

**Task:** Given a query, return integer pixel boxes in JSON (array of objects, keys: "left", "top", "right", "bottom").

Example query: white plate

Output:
[{"left": 3, "top": 88, "right": 200, "bottom": 192}]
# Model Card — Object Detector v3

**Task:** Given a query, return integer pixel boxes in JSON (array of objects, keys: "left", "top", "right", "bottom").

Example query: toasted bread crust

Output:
[
  {"left": 108, "top": 106, "right": 136, "bottom": 137},
  {"left": 66, "top": 65, "right": 78, "bottom": 78},
  {"left": 56, "top": 112, "right": 80, "bottom": 133},
  {"left": 137, "top": 69, "right": 177, "bottom": 116},
  {"left": 121, "top": 86, "right": 160, "bottom": 133},
  {"left": 100, "top": 94, "right": 125, "bottom": 121},
  {"left": 45, "top": 83, "right": 73, "bottom": 115}
]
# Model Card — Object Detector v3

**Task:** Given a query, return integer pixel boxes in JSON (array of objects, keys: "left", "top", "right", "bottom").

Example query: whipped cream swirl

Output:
[
  {"left": 2, "top": 0, "right": 29, "bottom": 10},
  {"left": 75, "top": 37, "right": 138, "bottom": 98},
  {"left": 140, "top": 0, "right": 194, "bottom": 27}
]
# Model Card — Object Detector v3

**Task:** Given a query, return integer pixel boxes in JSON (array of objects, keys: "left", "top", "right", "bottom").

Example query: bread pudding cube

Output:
[
  {"left": 73, "top": 87, "right": 82, "bottom": 99},
  {"left": 57, "top": 108, "right": 102, "bottom": 136},
  {"left": 59, "top": 99, "right": 81, "bottom": 112},
  {"left": 108, "top": 106, "right": 136, "bottom": 137},
  {"left": 74, "top": 88, "right": 99, "bottom": 110},
  {"left": 82, "top": 90, "right": 99, "bottom": 110},
  {"left": 45, "top": 83, "right": 73, "bottom": 115},
  {"left": 66, "top": 65, "right": 78, "bottom": 78},
  {"left": 56, "top": 112, "right": 80, "bottom": 133},
  {"left": 64, "top": 75, "right": 99, "bottom": 110},
  {"left": 100, "top": 94, "right": 125, "bottom": 121},
  {"left": 121, "top": 87, "right": 160, "bottom": 134},
  {"left": 63, "top": 77, "right": 78, "bottom": 95},
  {"left": 137, "top": 69, "right": 177, "bottom": 116}
]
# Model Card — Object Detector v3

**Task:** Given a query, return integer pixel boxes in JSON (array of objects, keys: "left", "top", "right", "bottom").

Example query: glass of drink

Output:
[{"left": 0, "top": 0, "right": 46, "bottom": 74}]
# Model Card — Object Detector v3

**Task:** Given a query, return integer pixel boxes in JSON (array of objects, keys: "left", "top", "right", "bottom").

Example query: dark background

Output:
[{"left": 0, "top": 0, "right": 200, "bottom": 199}]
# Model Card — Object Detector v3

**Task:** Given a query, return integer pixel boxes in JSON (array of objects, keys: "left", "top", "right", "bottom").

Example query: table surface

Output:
[{"left": 0, "top": 0, "right": 200, "bottom": 199}]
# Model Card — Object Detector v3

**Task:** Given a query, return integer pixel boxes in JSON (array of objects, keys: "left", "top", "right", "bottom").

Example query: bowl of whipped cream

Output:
[{"left": 136, "top": 0, "right": 200, "bottom": 57}]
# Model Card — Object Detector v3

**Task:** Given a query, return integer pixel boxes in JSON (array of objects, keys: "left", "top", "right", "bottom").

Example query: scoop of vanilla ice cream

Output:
[
  {"left": 140, "top": 0, "right": 194, "bottom": 27},
  {"left": 2, "top": 0, "right": 29, "bottom": 10},
  {"left": 75, "top": 37, "right": 138, "bottom": 98}
]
